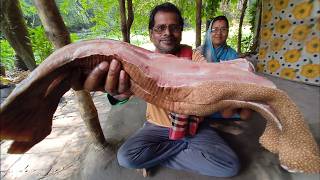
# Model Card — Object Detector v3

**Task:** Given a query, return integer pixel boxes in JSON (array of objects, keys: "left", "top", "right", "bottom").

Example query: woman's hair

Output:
[
  {"left": 211, "top": 15, "right": 229, "bottom": 28},
  {"left": 148, "top": 2, "right": 184, "bottom": 31}
]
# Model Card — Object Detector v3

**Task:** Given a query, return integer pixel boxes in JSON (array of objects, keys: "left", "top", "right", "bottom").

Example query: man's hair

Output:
[
  {"left": 211, "top": 15, "right": 229, "bottom": 28},
  {"left": 148, "top": 2, "right": 184, "bottom": 31}
]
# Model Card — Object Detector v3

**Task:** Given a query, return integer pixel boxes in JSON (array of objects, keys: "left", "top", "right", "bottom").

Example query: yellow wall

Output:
[{"left": 258, "top": 0, "right": 320, "bottom": 85}]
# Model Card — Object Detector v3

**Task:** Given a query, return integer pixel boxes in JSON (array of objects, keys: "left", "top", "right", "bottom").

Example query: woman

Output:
[
  {"left": 198, "top": 16, "right": 244, "bottom": 120},
  {"left": 199, "top": 15, "right": 238, "bottom": 62}
]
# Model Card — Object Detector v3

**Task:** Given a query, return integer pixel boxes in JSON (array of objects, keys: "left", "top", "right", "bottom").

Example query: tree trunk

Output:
[
  {"left": 126, "top": 0, "right": 134, "bottom": 42},
  {"left": 118, "top": 0, "right": 134, "bottom": 43},
  {"left": 0, "top": 64, "right": 5, "bottom": 76},
  {"left": 237, "top": 0, "right": 248, "bottom": 54},
  {"left": 119, "top": 0, "right": 129, "bottom": 42},
  {"left": 33, "top": 0, "right": 71, "bottom": 48},
  {"left": 196, "top": 0, "right": 202, "bottom": 47},
  {"left": 15, "top": 55, "right": 28, "bottom": 71},
  {"left": 33, "top": 0, "right": 107, "bottom": 148},
  {"left": 0, "top": 0, "right": 36, "bottom": 71},
  {"left": 250, "top": 0, "right": 262, "bottom": 53}
]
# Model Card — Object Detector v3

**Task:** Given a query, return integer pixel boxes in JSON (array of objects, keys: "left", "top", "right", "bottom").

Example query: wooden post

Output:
[
  {"left": 250, "top": 0, "right": 262, "bottom": 53},
  {"left": 33, "top": 0, "right": 107, "bottom": 148},
  {"left": 119, "top": 0, "right": 134, "bottom": 43},
  {"left": 74, "top": 90, "right": 107, "bottom": 148},
  {"left": 237, "top": 0, "right": 248, "bottom": 54},
  {"left": 119, "top": 0, "right": 129, "bottom": 42},
  {"left": 196, "top": 0, "right": 202, "bottom": 47},
  {"left": 127, "top": 0, "right": 134, "bottom": 42}
]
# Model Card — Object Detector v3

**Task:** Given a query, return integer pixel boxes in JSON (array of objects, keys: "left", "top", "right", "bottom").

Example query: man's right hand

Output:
[{"left": 83, "top": 59, "right": 132, "bottom": 101}]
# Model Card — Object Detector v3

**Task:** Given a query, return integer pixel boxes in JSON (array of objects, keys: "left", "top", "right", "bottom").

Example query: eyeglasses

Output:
[
  {"left": 152, "top": 24, "right": 182, "bottom": 33},
  {"left": 210, "top": 27, "right": 228, "bottom": 34}
]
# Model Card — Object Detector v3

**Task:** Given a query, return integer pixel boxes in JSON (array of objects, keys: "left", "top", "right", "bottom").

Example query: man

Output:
[{"left": 84, "top": 3, "right": 247, "bottom": 177}]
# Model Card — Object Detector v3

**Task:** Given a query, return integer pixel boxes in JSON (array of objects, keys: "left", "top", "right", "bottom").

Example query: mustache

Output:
[{"left": 160, "top": 37, "right": 177, "bottom": 41}]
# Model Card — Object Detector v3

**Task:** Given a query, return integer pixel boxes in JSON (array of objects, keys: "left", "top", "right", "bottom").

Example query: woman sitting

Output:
[{"left": 198, "top": 15, "right": 238, "bottom": 62}]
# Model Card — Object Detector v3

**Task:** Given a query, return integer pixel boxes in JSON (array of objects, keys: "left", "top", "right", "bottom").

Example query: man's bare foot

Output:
[{"left": 136, "top": 168, "right": 149, "bottom": 177}]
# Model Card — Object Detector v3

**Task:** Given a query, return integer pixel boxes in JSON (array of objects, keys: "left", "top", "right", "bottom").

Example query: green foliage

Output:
[
  {"left": 1, "top": 0, "right": 260, "bottom": 71},
  {"left": 227, "top": 34, "right": 238, "bottom": 50},
  {"left": 58, "top": 0, "right": 123, "bottom": 39},
  {"left": 247, "top": 0, "right": 258, "bottom": 32},
  {"left": 28, "top": 26, "right": 54, "bottom": 64},
  {"left": 217, "top": 0, "right": 240, "bottom": 19},
  {"left": 70, "top": 33, "right": 80, "bottom": 42},
  {"left": 0, "top": 40, "right": 15, "bottom": 70},
  {"left": 203, "top": 0, "right": 220, "bottom": 20},
  {"left": 175, "top": 0, "right": 196, "bottom": 27},
  {"left": 227, "top": 33, "right": 253, "bottom": 52},
  {"left": 20, "top": 0, "right": 37, "bottom": 16},
  {"left": 131, "top": 0, "right": 198, "bottom": 36},
  {"left": 241, "top": 34, "right": 253, "bottom": 52},
  {"left": 20, "top": 0, "right": 41, "bottom": 27}
]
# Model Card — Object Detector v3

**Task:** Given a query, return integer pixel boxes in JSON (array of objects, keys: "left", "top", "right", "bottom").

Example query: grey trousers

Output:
[{"left": 117, "top": 121, "right": 240, "bottom": 177}]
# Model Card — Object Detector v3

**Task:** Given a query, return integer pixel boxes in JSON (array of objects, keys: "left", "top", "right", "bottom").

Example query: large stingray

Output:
[{"left": 0, "top": 39, "right": 319, "bottom": 173}]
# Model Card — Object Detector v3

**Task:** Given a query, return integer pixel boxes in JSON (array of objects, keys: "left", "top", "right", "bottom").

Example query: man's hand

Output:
[
  {"left": 220, "top": 108, "right": 252, "bottom": 120},
  {"left": 83, "top": 59, "right": 132, "bottom": 100}
]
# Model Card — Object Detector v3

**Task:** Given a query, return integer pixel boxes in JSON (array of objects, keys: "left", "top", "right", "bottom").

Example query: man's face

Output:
[
  {"left": 149, "top": 11, "right": 182, "bottom": 54},
  {"left": 210, "top": 20, "right": 229, "bottom": 48}
]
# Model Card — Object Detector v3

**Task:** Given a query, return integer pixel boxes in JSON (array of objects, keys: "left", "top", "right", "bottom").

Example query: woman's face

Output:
[{"left": 210, "top": 20, "right": 229, "bottom": 48}]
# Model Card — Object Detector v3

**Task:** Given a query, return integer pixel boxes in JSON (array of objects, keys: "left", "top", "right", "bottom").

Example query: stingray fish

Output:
[{"left": 0, "top": 39, "right": 319, "bottom": 173}]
